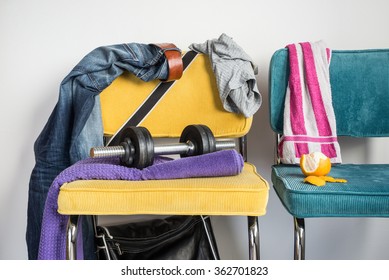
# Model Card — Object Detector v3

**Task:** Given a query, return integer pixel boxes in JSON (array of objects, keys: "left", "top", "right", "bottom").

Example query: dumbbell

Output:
[{"left": 90, "top": 124, "right": 236, "bottom": 169}]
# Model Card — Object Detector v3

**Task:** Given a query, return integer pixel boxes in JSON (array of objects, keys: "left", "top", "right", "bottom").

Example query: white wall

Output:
[{"left": 1, "top": 0, "right": 389, "bottom": 260}]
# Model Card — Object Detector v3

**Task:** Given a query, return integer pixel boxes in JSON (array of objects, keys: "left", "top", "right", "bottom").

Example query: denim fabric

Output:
[{"left": 27, "top": 43, "right": 173, "bottom": 260}]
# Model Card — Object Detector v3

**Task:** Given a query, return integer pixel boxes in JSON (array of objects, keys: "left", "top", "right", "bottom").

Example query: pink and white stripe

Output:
[{"left": 278, "top": 41, "right": 342, "bottom": 164}]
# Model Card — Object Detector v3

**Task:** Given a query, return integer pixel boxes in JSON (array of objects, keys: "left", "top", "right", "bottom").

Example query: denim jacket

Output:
[{"left": 27, "top": 43, "right": 173, "bottom": 259}]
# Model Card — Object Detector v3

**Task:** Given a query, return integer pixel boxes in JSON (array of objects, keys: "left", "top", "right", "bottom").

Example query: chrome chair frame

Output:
[{"left": 274, "top": 133, "right": 306, "bottom": 260}]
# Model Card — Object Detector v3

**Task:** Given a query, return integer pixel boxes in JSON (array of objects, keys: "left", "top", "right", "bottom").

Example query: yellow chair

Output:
[{"left": 58, "top": 53, "right": 269, "bottom": 260}]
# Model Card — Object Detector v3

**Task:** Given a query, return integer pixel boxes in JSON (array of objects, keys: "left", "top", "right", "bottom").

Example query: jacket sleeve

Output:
[{"left": 27, "top": 43, "right": 169, "bottom": 260}]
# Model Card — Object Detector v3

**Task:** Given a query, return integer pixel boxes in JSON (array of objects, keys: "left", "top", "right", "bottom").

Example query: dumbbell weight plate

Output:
[
  {"left": 119, "top": 137, "right": 135, "bottom": 167},
  {"left": 200, "top": 125, "right": 216, "bottom": 154},
  {"left": 179, "top": 125, "right": 216, "bottom": 157},
  {"left": 119, "top": 126, "right": 154, "bottom": 169}
]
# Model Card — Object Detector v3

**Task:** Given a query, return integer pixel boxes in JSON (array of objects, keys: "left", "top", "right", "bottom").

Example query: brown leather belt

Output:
[{"left": 152, "top": 43, "right": 183, "bottom": 81}]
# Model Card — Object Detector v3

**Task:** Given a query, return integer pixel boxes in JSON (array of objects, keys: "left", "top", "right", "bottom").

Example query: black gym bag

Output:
[{"left": 95, "top": 215, "right": 220, "bottom": 260}]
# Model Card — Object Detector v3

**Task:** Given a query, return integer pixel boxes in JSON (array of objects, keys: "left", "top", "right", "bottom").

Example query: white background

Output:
[{"left": 1, "top": 0, "right": 389, "bottom": 260}]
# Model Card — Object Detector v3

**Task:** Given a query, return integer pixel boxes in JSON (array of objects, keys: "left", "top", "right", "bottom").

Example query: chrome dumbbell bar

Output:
[
  {"left": 90, "top": 124, "right": 236, "bottom": 169},
  {"left": 91, "top": 139, "right": 235, "bottom": 159}
]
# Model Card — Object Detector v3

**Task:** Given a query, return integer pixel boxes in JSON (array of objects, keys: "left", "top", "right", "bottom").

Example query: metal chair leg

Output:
[
  {"left": 247, "top": 216, "right": 260, "bottom": 260},
  {"left": 201, "top": 216, "right": 220, "bottom": 260},
  {"left": 294, "top": 217, "right": 305, "bottom": 260},
  {"left": 66, "top": 215, "right": 80, "bottom": 260}
]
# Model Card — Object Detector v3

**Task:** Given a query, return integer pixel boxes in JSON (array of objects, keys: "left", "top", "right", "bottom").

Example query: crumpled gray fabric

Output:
[{"left": 189, "top": 33, "right": 262, "bottom": 117}]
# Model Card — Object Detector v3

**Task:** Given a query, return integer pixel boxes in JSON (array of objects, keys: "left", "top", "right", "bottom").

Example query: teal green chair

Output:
[{"left": 269, "top": 48, "right": 389, "bottom": 259}]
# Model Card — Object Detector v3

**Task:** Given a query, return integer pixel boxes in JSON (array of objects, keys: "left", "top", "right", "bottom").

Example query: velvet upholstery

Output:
[
  {"left": 269, "top": 49, "right": 389, "bottom": 136},
  {"left": 272, "top": 164, "right": 389, "bottom": 217},
  {"left": 61, "top": 53, "right": 268, "bottom": 218},
  {"left": 269, "top": 48, "right": 389, "bottom": 219},
  {"left": 57, "top": 49, "right": 269, "bottom": 260},
  {"left": 100, "top": 54, "right": 252, "bottom": 138},
  {"left": 59, "top": 163, "right": 269, "bottom": 216}
]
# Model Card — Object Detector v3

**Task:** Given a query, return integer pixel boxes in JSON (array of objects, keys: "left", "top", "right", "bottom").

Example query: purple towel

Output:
[{"left": 38, "top": 150, "right": 243, "bottom": 260}]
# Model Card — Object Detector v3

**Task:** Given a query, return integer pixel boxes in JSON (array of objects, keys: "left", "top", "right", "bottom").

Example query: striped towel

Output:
[{"left": 278, "top": 41, "right": 342, "bottom": 164}]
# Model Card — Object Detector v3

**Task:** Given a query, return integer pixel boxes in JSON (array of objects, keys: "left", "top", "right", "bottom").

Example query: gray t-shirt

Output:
[{"left": 189, "top": 33, "right": 261, "bottom": 117}]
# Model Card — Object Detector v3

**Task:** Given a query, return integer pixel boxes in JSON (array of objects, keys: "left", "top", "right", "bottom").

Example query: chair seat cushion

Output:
[
  {"left": 272, "top": 164, "right": 389, "bottom": 217},
  {"left": 58, "top": 163, "right": 269, "bottom": 216}
]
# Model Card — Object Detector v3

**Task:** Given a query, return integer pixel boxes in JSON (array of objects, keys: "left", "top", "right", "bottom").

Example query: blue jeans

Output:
[{"left": 27, "top": 43, "right": 174, "bottom": 259}]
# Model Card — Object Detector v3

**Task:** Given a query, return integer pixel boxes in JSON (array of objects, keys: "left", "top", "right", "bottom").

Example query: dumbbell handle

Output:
[{"left": 90, "top": 139, "right": 236, "bottom": 159}]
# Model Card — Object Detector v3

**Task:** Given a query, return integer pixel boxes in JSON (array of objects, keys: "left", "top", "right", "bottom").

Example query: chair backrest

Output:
[
  {"left": 100, "top": 54, "right": 252, "bottom": 139},
  {"left": 269, "top": 48, "right": 389, "bottom": 137}
]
